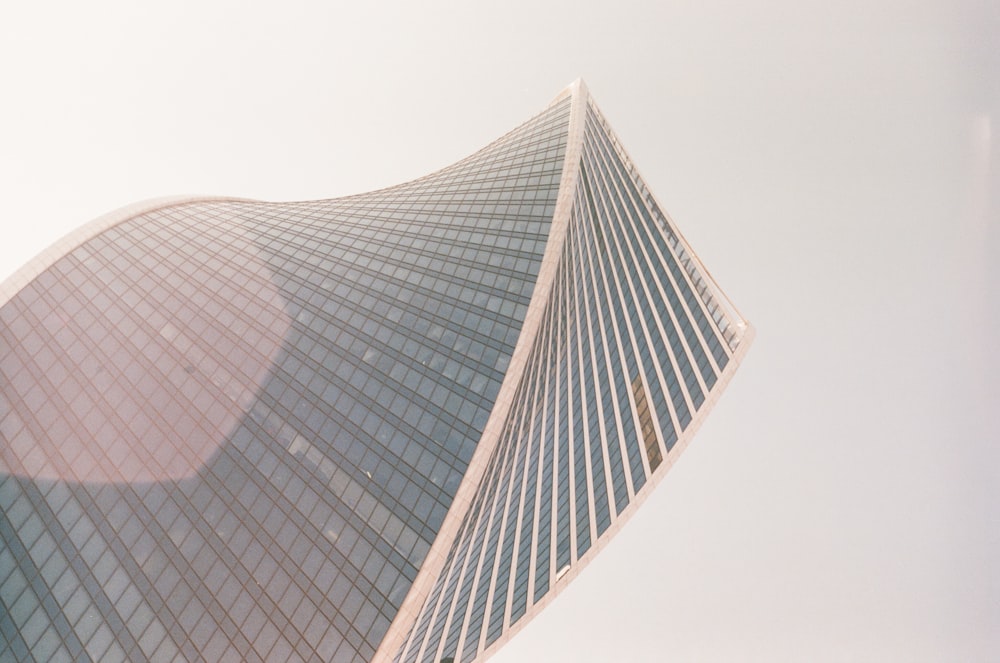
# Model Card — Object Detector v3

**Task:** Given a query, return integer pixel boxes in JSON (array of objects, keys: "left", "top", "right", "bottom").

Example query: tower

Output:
[{"left": 0, "top": 81, "right": 751, "bottom": 662}]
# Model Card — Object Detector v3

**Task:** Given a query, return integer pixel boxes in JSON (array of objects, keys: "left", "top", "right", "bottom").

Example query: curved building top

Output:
[{"left": 0, "top": 81, "right": 750, "bottom": 663}]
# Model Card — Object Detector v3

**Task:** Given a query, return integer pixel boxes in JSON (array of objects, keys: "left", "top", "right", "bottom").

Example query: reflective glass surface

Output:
[
  {"left": 1, "top": 98, "right": 570, "bottom": 663},
  {"left": 393, "top": 99, "right": 744, "bottom": 663},
  {"left": 0, "top": 84, "right": 749, "bottom": 663}
]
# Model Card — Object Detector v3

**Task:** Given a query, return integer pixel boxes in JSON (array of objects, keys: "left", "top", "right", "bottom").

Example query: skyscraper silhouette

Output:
[{"left": 0, "top": 80, "right": 751, "bottom": 663}]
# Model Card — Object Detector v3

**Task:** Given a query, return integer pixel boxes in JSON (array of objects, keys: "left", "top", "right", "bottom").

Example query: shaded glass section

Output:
[{"left": 0, "top": 98, "right": 570, "bottom": 663}]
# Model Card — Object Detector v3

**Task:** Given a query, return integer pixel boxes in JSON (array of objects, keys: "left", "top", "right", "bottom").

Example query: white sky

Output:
[{"left": 2, "top": 1, "right": 997, "bottom": 661}]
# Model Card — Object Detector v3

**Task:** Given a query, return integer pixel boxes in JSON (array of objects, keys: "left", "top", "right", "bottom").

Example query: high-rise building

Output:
[{"left": 0, "top": 80, "right": 751, "bottom": 663}]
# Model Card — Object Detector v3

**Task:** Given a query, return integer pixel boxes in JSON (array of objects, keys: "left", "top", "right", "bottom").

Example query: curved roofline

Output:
[{"left": 0, "top": 195, "right": 253, "bottom": 310}]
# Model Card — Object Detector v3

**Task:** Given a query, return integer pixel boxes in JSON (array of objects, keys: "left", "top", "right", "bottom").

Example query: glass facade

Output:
[
  {"left": 0, "top": 81, "right": 750, "bottom": 663},
  {"left": 388, "top": 92, "right": 751, "bottom": 663}
]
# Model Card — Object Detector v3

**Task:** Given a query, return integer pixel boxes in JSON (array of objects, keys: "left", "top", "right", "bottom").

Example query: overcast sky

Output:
[{"left": 2, "top": 1, "right": 997, "bottom": 661}]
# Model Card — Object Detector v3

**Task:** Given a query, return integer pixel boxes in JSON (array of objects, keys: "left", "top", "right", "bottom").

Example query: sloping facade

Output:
[
  {"left": 380, "top": 81, "right": 752, "bottom": 663},
  {"left": 0, "top": 81, "right": 750, "bottom": 663}
]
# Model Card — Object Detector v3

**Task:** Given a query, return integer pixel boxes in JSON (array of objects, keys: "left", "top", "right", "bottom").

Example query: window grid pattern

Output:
[
  {"left": 392, "top": 99, "right": 743, "bottom": 663},
  {"left": 0, "top": 83, "right": 750, "bottom": 663},
  {"left": 1, "top": 98, "right": 571, "bottom": 663}
]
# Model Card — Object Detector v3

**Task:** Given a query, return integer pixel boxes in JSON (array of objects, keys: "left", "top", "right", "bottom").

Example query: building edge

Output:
[
  {"left": 0, "top": 195, "right": 254, "bottom": 310},
  {"left": 474, "top": 323, "right": 754, "bottom": 663},
  {"left": 372, "top": 79, "right": 589, "bottom": 663},
  {"left": 387, "top": 83, "right": 756, "bottom": 663},
  {"left": 587, "top": 100, "right": 750, "bottom": 342},
  {"left": 467, "top": 95, "right": 757, "bottom": 663}
]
